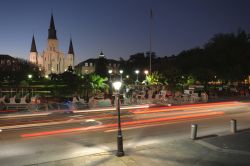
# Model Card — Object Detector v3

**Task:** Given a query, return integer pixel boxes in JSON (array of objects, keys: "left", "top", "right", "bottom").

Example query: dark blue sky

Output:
[{"left": 0, "top": 0, "right": 250, "bottom": 64}]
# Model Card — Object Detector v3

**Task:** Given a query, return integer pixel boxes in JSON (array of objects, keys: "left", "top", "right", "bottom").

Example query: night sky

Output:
[{"left": 0, "top": 0, "right": 250, "bottom": 64}]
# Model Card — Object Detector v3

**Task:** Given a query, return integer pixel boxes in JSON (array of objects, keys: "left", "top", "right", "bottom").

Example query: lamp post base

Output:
[
  {"left": 116, "top": 151, "right": 125, "bottom": 157},
  {"left": 116, "top": 134, "right": 124, "bottom": 157}
]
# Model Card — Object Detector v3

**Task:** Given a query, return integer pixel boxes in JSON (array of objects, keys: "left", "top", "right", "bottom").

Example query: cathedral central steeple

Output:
[
  {"left": 68, "top": 38, "right": 74, "bottom": 55},
  {"left": 48, "top": 14, "right": 57, "bottom": 39}
]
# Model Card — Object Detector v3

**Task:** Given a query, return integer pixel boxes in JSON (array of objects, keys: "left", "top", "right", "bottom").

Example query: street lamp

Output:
[
  {"left": 108, "top": 69, "right": 113, "bottom": 81},
  {"left": 28, "top": 74, "right": 32, "bottom": 79},
  {"left": 144, "top": 70, "right": 149, "bottom": 84},
  {"left": 112, "top": 81, "right": 124, "bottom": 157},
  {"left": 135, "top": 70, "right": 139, "bottom": 84},
  {"left": 119, "top": 70, "right": 123, "bottom": 81},
  {"left": 181, "top": 75, "right": 185, "bottom": 93},
  {"left": 108, "top": 69, "right": 113, "bottom": 95},
  {"left": 27, "top": 74, "right": 33, "bottom": 96}
]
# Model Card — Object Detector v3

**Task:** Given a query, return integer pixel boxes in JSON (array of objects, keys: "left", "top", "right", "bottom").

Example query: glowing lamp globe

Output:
[{"left": 113, "top": 81, "right": 122, "bottom": 91}]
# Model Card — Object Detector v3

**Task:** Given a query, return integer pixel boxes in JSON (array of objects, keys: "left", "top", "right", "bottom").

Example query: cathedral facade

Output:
[{"left": 29, "top": 14, "right": 74, "bottom": 76}]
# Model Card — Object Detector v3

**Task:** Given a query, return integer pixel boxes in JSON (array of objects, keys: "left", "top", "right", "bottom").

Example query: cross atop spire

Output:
[
  {"left": 48, "top": 13, "right": 57, "bottom": 39},
  {"left": 30, "top": 35, "right": 37, "bottom": 52},
  {"left": 68, "top": 38, "right": 74, "bottom": 55}
]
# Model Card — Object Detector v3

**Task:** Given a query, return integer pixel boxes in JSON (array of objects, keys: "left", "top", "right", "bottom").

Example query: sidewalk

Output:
[{"left": 30, "top": 130, "right": 250, "bottom": 166}]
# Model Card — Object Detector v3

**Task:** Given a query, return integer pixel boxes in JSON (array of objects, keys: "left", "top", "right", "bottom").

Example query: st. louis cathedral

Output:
[{"left": 29, "top": 14, "right": 74, "bottom": 76}]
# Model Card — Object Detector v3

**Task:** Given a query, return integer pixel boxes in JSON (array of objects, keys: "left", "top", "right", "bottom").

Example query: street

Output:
[{"left": 1, "top": 101, "right": 250, "bottom": 165}]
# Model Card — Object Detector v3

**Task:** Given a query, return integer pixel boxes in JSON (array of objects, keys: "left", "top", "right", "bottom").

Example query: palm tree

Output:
[
  {"left": 146, "top": 72, "right": 166, "bottom": 85},
  {"left": 82, "top": 74, "right": 108, "bottom": 102},
  {"left": 90, "top": 74, "right": 108, "bottom": 94}
]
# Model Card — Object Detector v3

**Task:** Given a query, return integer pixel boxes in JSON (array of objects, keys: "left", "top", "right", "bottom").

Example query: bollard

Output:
[
  {"left": 191, "top": 124, "right": 198, "bottom": 140},
  {"left": 230, "top": 119, "right": 237, "bottom": 133}
]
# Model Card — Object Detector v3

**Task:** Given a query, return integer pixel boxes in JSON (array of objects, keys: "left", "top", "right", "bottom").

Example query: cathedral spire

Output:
[
  {"left": 30, "top": 35, "right": 37, "bottom": 52},
  {"left": 68, "top": 38, "right": 74, "bottom": 55},
  {"left": 48, "top": 14, "right": 57, "bottom": 39}
]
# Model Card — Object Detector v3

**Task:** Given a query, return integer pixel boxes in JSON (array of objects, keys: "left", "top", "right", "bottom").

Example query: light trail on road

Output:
[
  {"left": 130, "top": 101, "right": 249, "bottom": 114},
  {"left": 20, "top": 111, "right": 224, "bottom": 138},
  {"left": 1, "top": 100, "right": 249, "bottom": 138}
]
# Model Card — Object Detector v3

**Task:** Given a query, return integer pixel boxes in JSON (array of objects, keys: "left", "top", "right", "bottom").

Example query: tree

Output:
[
  {"left": 82, "top": 74, "right": 108, "bottom": 101},
  {"left": 60, "top": 67, "right": 81, "bottom": 96},
  {"left": 204, "top": 30, "right": 250, "bottom": 82},
  {"left": 146, "top": 72, "right": 166, "bottom": 85}
]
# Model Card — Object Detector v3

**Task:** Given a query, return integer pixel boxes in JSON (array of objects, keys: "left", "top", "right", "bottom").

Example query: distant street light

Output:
[
  {"left": 27, "top": 74, "right": 33, "bottom": 96},
  {"left": 108, "top": 69, "right": 113, "bottom": 96},
  {"left": 144, "top": 70, "right": 149, "bottom": 85},
  {"left": 108, "top": 69, "right": 113, "bottom": 80},
  {"left": 112, "top": 81, "right": 124, "bottom": 157},
  {"left": 181, "top": 75, "right": 185, "bottom": 93},
  {"left": 119, "top": 70, "right": 123, "bottom": 81},
  {"left": 135, "top": 70, "right": 139, "bottom": 84},
  {"left": 28, "top": 74, "right": 32, "bottom": 79}
]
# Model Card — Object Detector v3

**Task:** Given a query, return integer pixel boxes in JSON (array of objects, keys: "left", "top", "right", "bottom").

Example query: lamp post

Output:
[
  {"left": 144, "top": 70, "right": 148, "bottom": 85},
  {"left": 112, "top": 81, "right": 124, "bottom": 157},
  {"left": 27, "top": 74, "right": 33, "bottom": 96},
  {"left": 108, "top": 69, "right": 113, "bottom": 96},
  {"left": 108, "top": 69, "right": 113, "bottom": 81},
  {"left": 135, "top": 70, "right": 139, "bottom": 85},
  {"left": 181, "top": 75, "right": 184, "bottom": 93},
  {"left": 119, "top": 70, "right": 123, "bottom": 82}
]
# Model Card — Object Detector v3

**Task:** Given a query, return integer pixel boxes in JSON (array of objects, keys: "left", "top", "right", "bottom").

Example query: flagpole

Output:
[{"left": 149, "top": 9, "right": 153, "bottom": 74}]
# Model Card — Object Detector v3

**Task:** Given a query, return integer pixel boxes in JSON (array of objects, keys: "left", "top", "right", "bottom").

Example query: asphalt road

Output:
[{"left": 1, "top": 101, "right": 250, "bottom": 166}]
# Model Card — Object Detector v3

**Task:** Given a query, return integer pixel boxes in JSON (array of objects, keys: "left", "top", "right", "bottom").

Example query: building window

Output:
[
  {"left": 109, "top": 63, "right": 111, "bottom": 66},
  {"left": 90, "top": 63, "right": 93, "bottom": 66},
  {"left": 85, "top": 63, "right": 88, "bottom": 67}
]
